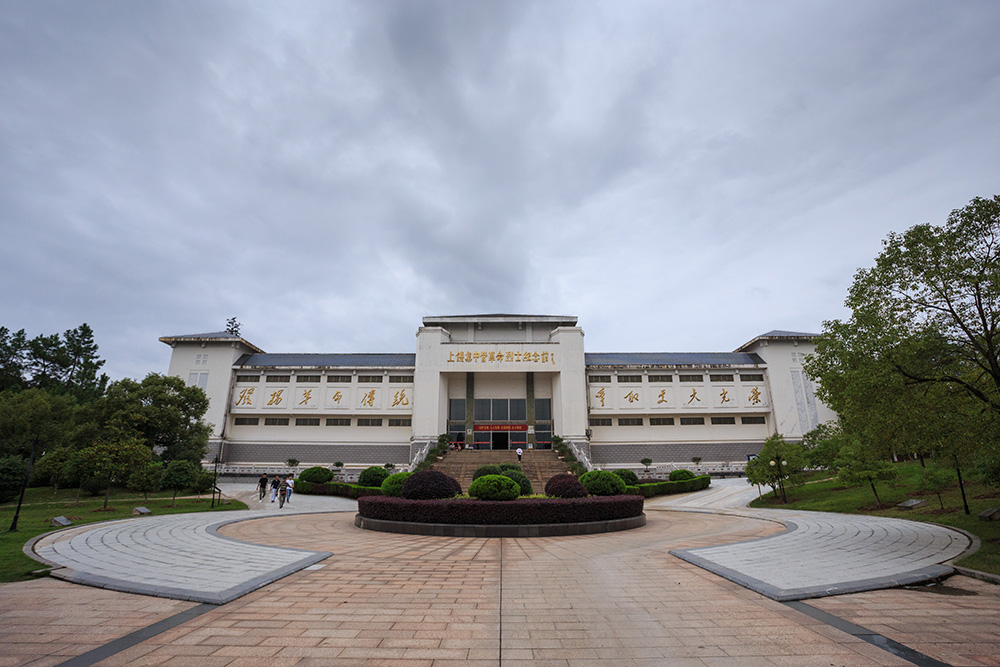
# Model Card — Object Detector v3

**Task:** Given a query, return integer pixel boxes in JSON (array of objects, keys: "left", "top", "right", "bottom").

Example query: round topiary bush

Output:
[
  {"left": 358, "top": 465, "right": 392, "bottom": 488},
  {"left": 501, "top": 469, "right": 532, "bottom": 496},
  {"left": 401, "top": 470, "right": 462, "bottom": 499},
  {"left": 472, "top": 464, "right": 503, "bottom": 481},
  {"left": 544, "top": 473, "right": 588, "bottom": 498},
  {"left": 612, "top": 469, "right": 639, "bottom": 486},
  {"left": 468, "top": 474, "right": 520, "bottom": 501},
  {"left": 669, "top": 469, "right": 696, "bottom": 481},
  {"left": 496, "top": 463, "right": 522, "bottom": 472},
  {"left": 298, "top": 466, "right": 334, "bottom": 484},
  {"left": 380, "top": 471, "right": 413, "bottom": 497},
  {"left": 579, "top": 470, "right": 627, "bottom": 496}
]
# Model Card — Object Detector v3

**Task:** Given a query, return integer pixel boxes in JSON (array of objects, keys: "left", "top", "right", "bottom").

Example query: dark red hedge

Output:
[{"left": 357, "top": 495, "right": 644, "bottom": 525}]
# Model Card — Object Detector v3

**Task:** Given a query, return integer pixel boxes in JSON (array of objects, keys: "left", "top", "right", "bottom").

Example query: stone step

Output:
[{"left": 430, "top": 449, "right": 571, "bottom": 494}]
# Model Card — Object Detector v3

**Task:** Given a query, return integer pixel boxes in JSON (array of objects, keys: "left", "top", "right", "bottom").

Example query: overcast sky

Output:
[{"left": 3, "top": 1, "right": 999, "bottom": 381}]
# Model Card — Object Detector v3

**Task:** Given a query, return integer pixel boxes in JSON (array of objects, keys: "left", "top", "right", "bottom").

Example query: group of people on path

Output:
[{"left": 257, "top": 474, "right": 294, "bottom": 508}]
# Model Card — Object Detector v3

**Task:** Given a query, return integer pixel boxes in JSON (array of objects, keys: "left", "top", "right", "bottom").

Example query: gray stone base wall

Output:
[
  {"left": 220, "top": 442, "right": 411, "bottom": 466},
  {"left": 591, "top": 441, "right": 764, "bottom": 465}
]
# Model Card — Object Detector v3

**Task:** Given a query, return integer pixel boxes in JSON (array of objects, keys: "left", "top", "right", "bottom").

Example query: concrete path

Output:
[
  {"left": 654, "top": 478, "right": 972, "bottom": 601},
  {"left": 27, "top": 485, "right": 357, "bottom": 605}
]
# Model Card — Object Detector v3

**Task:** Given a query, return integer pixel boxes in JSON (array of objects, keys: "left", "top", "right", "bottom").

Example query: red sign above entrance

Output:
[{"left": 473, "top": 424, "right": 528, "bottom": 432}]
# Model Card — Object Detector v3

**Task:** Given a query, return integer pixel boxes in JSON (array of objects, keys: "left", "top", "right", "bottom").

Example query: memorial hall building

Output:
[{"left": 160, "top": 314, "right": 836, "bottom": 471}]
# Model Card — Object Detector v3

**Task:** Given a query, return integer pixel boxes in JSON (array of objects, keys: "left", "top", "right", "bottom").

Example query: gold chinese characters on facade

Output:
[{"left": 447, "top": 350, "right": 556, "bottom": 364}]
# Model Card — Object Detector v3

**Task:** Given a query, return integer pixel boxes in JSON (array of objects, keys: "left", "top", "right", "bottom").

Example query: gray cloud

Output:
[{"left": 2, "top": 0, "right": 999, "bottom": 379}]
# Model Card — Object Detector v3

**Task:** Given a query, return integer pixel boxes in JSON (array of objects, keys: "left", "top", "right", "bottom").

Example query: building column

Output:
[
  {"left": 526, "top": 372, "right": 536, "bottom": 448},
  {"left": 465, "top": 372, "right": 475, "bottom": 448}
]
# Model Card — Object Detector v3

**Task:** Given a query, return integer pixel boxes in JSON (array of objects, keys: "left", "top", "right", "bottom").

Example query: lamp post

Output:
[{"left": 769, "top": 458, "right": 788, "bottom": 504}]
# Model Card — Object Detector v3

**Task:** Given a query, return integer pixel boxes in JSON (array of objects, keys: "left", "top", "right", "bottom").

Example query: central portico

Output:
[{"left": 413, "top": 314, "right": 587, "bottom": 450}]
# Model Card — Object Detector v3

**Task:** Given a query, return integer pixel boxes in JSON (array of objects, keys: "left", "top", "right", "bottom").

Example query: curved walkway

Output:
[
  {"left": 654, "top": 478, "right": 971, "bottom": 600},
  {"left": 25, "top": 479, "right": 972, "bottom": 606}
]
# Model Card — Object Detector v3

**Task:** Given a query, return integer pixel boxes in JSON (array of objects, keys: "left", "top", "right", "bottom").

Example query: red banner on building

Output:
[{"left": 473, "top": 424, "right": 528, "bottom": 432}]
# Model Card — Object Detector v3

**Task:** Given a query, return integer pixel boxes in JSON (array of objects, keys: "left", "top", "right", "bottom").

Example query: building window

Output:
[
  {"left": 588, "top": 375, "right": 611, "bottom": 383},
  {"left": 510, "top": 399, "right": 527, "bottom": 421},
  {"left": 388, "top": 375, "right": 414, "bottom": 383},
  {"left": 266, "top": 375, "right": 291, "bottom": 383},
  {"left": 711, "top": 416, "right": 736, "bottom": 425},
  {"left": 648, "top": 375, "right": 672, "bottom": 382},
  {"left": 195, "top": 354, "right": 208, "bottom": 365},
  {"left": 388, "top": 418, "right": 411, "bottom": 427},
  {"left": 710, "top": 374, "right": 734, "bottom": 382},
  {"left": 449, "top": 399, "right": 466, "bottom": 421},
  {"left": 326, "top": 418, "right": 351, "bottom": 426},
  {"left": 679, "top": 375, "right": 703, "bottom": 383},
  {"left": 474, "top": 399, "right": 491, "bottom": 421},
  {"left": 589, "top": 417, "right": 612, "bottom": 426},
  {"left": 535, "top": 398, "right": 552, "bottom": 421},
  {"left": 234, "top": 417, "right": 259, "bottom": 426},
  {"left": 742, "top": 416, "right": 766, "bottom": 424},
  {"left": 297, "top": 375, "right": 321, "bottom": 383},
  {"left": 740, "top": 373, "right": 764, "bottom": 382},
  {"left": 618, "top": 417, "right": 643, "bottom": 426},
  {"left": 358, "top": 418, "right": 383, "bottom": 426},
  {"left": 187, "top": 372, "right": 208, "bottom": 390},
  {"left": 679, "top": 417, "right": 704, "bottom": 425},
  {"left": 358, "top": 375, "right": 383, "bottom": 383},
  {"left": 235, "top": 375, "right": 259, "bottom": 383},
  {"left": 327, "top": 375, "right": 352, "bottom": 383},
  {"left": 617, "top": 375, "right": 642, "bottom": 383},
  {"left": 295, "top": 418, "right": 321, "bottom": 426},
  {"left": 650, "top": 417, "right": 674, "bottom": 425},
  {"left": 264, "top": 417, "right": 289, "bottom": 426}
]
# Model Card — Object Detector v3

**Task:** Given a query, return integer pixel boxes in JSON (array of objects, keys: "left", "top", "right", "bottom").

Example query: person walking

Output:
[
  {"left": 278, "top": 477, "right": 289, "bottom": 508},
  {"left": 256, "top": 473, "right": 268, "bottom": 502},
  {"left": 516, "top": 447, "right": 523, "bottom": 463},
  {"left": 285, "top": 476, "right": 294, "bottom": 504},
  {"left": 270, "top": 475, "right": 280, "bottom": 502}
]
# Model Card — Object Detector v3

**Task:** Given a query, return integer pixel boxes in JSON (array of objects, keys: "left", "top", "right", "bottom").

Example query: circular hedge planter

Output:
[{"left": 355, "top": 495, "right": 645, "bottom": 537}]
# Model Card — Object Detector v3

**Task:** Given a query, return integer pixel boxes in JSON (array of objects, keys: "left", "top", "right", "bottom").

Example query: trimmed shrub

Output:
[
  {"left": 401, "top": 470, "right": 462, "bottom": 500},
  {"left": 381, "top": 472, "right": 413, "bottom": 497},
  {"left": 579, "top": 470, "right": 627, "bottom": 496},
  {"left": 501, "top": 469, "right": 532, "bottom": 496},
  {"left": 358, "top": 465, "right": 392, "bottom": 488},
  {"left": 545, "top": 473, "right": 588, "bottom": 498},
  {"left": 612, "top": 469, "right": 639, "bottom": 486},
  {"left": 496, "top": 463, "right": 522, "bottom": 473},
  {"left": 669, "top": 469, "right": 696, "bottom": 481},
  {"left": 294, "top": 479, "right": 314, "bottom": 494},
  {"left": 632, "top": 475, "right": 712, "bottom": 497},
  {"left": 472, "top": 464, "right": 503, "bottom": 481},
  {"left": 358, "top": 494, "right": 644, "bottom": 525},
  {"left": 469, "top": 474, "right": 520, "bottom": 501},
  {"left": 299, "top": 466, "right": 334, "bottom": 484}
]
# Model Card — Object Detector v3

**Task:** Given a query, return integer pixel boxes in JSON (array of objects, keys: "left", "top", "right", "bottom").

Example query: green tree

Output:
[
  {"left": 26, "top": 324, "right": 108, "bottom": 400},
  {"left": 0, "top": 327, "right": 28, "bottom": 391},
  {"left": 918, "top": 465, "right": 953, "bottom": 510},
  {"left": 801, "top": 422, "right": 846, "bottom": 470},
  {"left": 31, "top": 446, "right": 75, "bottom": 492},
  {"left": 160, "top": 460, "right": 199, "bottom": 504},
  {"left": 77, "top": 440, "right": 154, "bottom": 509},
  {"left": 0, "top": 456, "right": 26, "bottom": 503},
  {"left": 0, "top": 388, "right": 78, "bottom": 460},
  {"left": 127, "top": 462, "right": 163, "bottom": 502},
  {"left": 835, "top": 438, "right": 897, "bottom": 506},
  {"left": 192, "top": 469, "right": 214, "bottom": 498},
  {"left": 103, "top": 374, "right": 211, "bottom": 463},
  {"left": 746, "top": 434, "right": 807, "bottom": 503}
]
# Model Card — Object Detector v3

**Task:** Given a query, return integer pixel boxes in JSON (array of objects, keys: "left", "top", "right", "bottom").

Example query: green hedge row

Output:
[
  {"left": 624, "top": 475, "right": 711, "bottom": 498},
  {"left": 294, "top": 479, "right": 384, "bottom": 498}
]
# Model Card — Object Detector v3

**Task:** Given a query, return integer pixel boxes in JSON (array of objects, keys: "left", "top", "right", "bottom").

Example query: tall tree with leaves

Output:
[
  {"left": 103, "top": 373, "right": 211, "bottom": 463},
  {"left": 76, "top": 440, "right": 154, "bottom": 509}
]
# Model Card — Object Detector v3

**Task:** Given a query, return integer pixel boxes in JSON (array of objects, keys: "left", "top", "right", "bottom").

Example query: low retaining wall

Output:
[{"left": 355, "top": 513, "right": 646, "bottom": 537}]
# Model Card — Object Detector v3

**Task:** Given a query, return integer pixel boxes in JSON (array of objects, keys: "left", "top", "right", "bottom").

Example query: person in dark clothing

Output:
[{"left": 257, "top": 474, "right": 269, "bottom": 501}]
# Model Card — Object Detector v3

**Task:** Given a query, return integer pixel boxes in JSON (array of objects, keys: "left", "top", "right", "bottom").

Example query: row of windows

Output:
[
  {"left": 235, "top": 417, "right": 412, "bottom": 427},
  {"left": 588, "top": 373, "right": 764, "bottom": 383},
  {"left": 589, "top": 416, "right": 766, "bottom": 427},
  {"left": 235, "top": 374, "right": 414, "bottom": 384},
  {"left": 448, "top": 398, "right": 553, "bottom": 422}
]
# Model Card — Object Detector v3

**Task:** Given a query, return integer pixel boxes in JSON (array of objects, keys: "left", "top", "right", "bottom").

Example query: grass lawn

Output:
[
  {"left": 0, "top": 486, "right": 248, "bottom": 583},
  {"left": 748, "top": 461, "right": 1000, "bottom": 576}
]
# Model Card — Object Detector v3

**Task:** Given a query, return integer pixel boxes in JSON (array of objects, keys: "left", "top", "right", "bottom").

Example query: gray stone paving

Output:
[
  {"left": 658, "top": 478, "right": 972, "bottom": 600},
  {"left": 24, "top": 478, "right": 974, "bottom": 606},
  {"left": 26, "top": 485, "right": 358, "bottom": 604}
]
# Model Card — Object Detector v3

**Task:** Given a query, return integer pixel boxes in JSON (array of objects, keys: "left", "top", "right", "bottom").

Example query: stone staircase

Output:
[{"left": 430, "top": 449, "right": 571, "bottom": 494}]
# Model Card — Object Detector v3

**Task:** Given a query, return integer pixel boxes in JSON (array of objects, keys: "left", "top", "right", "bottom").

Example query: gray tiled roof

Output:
[
  {"left": 236, "top": 353, "right": 416, "bottom": 368},
  {"left": 585, "top": 352, "right": 764, "bottom": 367}
]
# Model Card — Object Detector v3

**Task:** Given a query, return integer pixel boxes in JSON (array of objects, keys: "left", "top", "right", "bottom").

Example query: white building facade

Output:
[{"left": 159, "top": 314, "right": 836, "bottom": 470}]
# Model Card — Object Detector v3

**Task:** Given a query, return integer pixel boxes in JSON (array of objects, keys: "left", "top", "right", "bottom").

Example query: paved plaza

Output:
[{"left": 2, "top": 479, "right": 997, "bottom": 666}]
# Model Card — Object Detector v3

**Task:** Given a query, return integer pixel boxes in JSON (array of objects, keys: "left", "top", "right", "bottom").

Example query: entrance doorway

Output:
[{"left": 491, "top": 432, "right": 509, "bottom": 450}]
